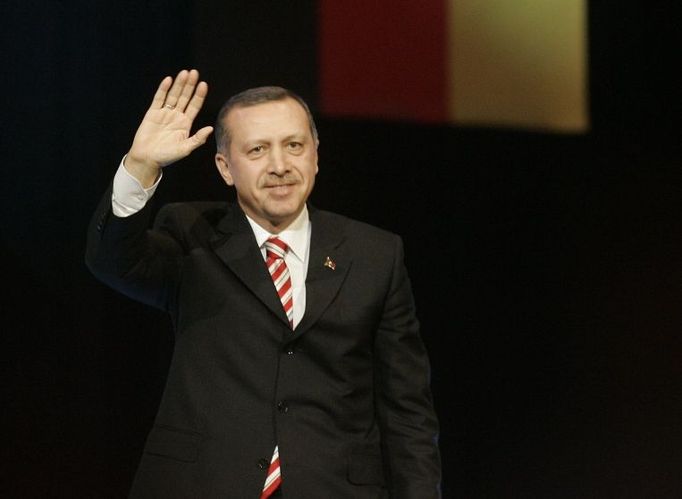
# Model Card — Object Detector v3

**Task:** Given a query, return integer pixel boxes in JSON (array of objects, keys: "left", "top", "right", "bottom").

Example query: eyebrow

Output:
[
  {"left": 244, "top": 133, "right": 307, "bottom": 145},
  {"left": 281, "top": 133, "right": 307, "bottom": 142}
]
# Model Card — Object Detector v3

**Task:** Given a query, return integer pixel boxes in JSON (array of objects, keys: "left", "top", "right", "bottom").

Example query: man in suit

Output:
[{"left": 87, "top": 69, "right": 441, "bottom": 498}]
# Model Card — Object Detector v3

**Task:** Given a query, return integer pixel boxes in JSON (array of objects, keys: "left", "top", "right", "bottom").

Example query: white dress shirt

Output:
[
  {"left": 111, "top": 160, "right": 310, "bottom": 327},
  {"left": 244, "top": 208, "right": 310, "bottom": 328}
]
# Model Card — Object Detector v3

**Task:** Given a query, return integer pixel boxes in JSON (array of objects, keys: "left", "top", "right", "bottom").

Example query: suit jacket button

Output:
[
  {"left": 257, "top": 458, "right": 269, "bottom": 470},
  {"left": 96, "top": 213, "right": 107, "bottom": 231},
  {"left": 277, "top": 401, "right": 289, "bottom": 414}
]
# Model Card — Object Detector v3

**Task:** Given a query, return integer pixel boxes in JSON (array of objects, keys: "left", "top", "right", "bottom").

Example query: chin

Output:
[
  {"left": 268, "top": 200, "right": 300, "bottom": 214},
  {"left": 269, "top": 211, "right": 297, "bottom": 223},
  {"left": 265, "top": 205, "right": 301, "bottom": 223}
]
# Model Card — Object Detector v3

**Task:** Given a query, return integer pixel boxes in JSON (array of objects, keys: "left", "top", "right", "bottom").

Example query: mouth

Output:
[{"left": 264, "top": 183, "right": 296, "bottom": 195}]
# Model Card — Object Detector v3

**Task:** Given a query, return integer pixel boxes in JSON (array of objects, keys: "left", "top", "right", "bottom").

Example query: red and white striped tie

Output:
[
  {"left": 261, "top": 445, "right": 281, "bottom": 498},
  {"left": 261, "top": 237, "right": 293, "bottom": 498},
  {"left": 264, "top": 237, "right": 294, "bottom": 328}
]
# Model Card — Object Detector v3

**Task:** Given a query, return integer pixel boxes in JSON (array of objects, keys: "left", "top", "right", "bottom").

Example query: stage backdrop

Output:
[
  {"left": 319, "top": 0, "right": 588, "bottom": 132},
  {"left": 2, "top": 0, "right": 679, "bottom": 497}
]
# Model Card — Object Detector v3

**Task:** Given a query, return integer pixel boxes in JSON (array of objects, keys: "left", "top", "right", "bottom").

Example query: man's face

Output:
[{"left": 215, "top": 98, "right": 318, "bottom": 233}]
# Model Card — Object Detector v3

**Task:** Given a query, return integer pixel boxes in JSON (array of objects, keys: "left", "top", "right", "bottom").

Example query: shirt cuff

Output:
[{"left": 111, "top": 156, "right": 162, "bottom": 217}]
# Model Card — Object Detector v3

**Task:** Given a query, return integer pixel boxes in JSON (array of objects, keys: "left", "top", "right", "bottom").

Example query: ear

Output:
[
  {"left": 314, "top": 138, "right": 320, "bottom": 175},
  {"left": 215, "top": 152, "right": 235, "bottom": 186}
]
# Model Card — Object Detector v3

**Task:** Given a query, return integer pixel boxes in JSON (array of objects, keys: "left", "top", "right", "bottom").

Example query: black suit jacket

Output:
[{"left": 86, "top": 188, "right": 441, "bottom": 498}]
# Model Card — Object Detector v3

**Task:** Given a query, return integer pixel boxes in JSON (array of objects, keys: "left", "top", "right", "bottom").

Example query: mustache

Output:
[{"left": 261, "top": 174, "right": 299, "bottom": 187}]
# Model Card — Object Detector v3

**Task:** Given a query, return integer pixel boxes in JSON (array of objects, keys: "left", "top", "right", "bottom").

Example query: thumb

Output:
[{"left": 185, "top": 126, "right": 214, "bottom": 153}]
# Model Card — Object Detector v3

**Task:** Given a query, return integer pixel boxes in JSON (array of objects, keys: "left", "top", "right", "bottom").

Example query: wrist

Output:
[{"left": 123, "top": 153, "right": 161, "bottom": 188}]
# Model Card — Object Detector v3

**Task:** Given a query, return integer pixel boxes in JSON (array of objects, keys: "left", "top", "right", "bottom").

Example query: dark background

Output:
[{"left": 2, "top": 1, "right": 679, "bottom": 497}]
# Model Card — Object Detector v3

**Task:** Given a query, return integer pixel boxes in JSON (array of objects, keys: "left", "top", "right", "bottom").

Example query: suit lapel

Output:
[
  {"left": 292, "top": 209, "right": 351, "bottom": 340},
  {"left": 210, "top": 208, "right": 291, "bottom": 327},
  {"left": 210, "top": 205, "right": 351, "bottom": 336}
]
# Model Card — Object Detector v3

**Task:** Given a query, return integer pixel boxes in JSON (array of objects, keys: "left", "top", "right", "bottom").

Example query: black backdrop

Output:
[{"left": 3, "top": 1, "right": 679, "bottom": 497}]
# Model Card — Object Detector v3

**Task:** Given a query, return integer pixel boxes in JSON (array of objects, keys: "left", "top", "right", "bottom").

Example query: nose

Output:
[{"left": 268, "top": 147, "right": 289, "bottom": 175}]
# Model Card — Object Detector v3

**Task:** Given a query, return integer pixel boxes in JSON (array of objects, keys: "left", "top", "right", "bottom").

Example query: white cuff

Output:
[{"left": 111, "top": 156, "right": 162, "bottom": 217}]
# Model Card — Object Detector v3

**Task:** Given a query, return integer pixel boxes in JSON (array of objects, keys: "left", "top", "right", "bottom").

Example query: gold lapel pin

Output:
[{"left": 323, "top": 256, "right": 336, "bottom": 271}]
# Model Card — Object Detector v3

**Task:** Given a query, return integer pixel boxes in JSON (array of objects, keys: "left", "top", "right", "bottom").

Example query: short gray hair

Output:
[{"left": 215, "top": 86, "right": 318, "bottom": 153}]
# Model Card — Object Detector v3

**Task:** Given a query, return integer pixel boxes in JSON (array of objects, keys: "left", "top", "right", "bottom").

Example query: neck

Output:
[{"left": 240, "top": 205, "right": 307, "bottom": 235}]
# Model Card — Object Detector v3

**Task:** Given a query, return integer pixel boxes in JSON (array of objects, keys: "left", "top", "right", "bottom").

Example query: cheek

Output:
[
  {"left": 237, "top": 170, "right": 260, "bottom": 187},
  {"left": 300, "top": 157, "right": 318, "bottom": 176}
]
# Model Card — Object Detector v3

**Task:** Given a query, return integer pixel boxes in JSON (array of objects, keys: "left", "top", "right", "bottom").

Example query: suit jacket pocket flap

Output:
[
  {"left": 347, "top": 452, "right": 385, "bottom": 486},
  {"left": 144, "top": 425, "right": 202, "bottom": 463}
]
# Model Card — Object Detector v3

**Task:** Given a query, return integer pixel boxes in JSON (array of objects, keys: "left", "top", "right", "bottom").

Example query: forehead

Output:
[{"left": 225, "top": 98, "right": 310, "bottom": 143}]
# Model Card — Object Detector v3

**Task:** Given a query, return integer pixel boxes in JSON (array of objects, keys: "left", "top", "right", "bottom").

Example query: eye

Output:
[
  {"left": 287, "top": 141, "right": 303, "bottom": 151},
  {"left": 249, "top": 145, "right": 265, "bottom": 154}
]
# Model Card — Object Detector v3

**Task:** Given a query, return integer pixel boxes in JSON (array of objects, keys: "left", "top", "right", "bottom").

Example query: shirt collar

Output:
[{"left": 245, "top": 205, "right": 310, "bottom": 262}]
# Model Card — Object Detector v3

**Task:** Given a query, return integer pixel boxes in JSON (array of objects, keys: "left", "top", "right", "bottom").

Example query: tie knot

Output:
[{"left": 264, "top": 237, "right": 288, "bottom": 260}]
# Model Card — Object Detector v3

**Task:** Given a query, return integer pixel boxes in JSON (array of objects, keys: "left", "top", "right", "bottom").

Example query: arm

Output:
[
  {"left": 85, "top": 70, "right": 213, "bottom": 308},
  {"left": 86, "top": 183, "right": 181, "bottom": 310},
  {"left": 374, "top": 237, "right": 442, "bottom": 498}
]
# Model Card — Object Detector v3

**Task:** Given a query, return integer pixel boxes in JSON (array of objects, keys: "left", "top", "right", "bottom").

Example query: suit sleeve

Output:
[
  {"left": 374, "top": 236, "right": 442, "bottom": 498},
  {"left": 85, "top": 185, "right": 182, "bottom": 312}
]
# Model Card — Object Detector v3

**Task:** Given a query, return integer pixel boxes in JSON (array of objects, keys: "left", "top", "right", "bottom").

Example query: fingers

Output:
[
  {"left": 152, "top": 69, "right": 208, "bottom": 118},
  {"left": 162, "top": 69, "right": 189, "bottom": 109},
  {"left": 150, "top": 76, "right": 173, "bottom": 110},
  {"left": 175, "top": 69, "right": 200, "bottom": 112},
  {"left": 184, "top": 81, "right": 209, "bottom": 122}
]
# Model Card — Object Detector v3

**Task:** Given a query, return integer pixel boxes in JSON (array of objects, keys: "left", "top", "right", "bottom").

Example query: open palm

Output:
[{"left": 126, "top": 69, "right": 213, "bottom": 185}]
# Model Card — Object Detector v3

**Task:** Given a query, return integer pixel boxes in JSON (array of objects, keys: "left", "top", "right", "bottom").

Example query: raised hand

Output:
[{"left": 125, "top": 69, "right": 214, "bottom": 187}]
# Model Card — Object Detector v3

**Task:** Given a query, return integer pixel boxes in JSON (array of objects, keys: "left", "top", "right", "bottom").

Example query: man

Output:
[{"left": 87, "top": 69, "right": 441, "bottom": 498}]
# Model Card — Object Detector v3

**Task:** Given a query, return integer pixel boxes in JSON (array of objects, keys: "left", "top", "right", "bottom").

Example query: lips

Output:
[{"left": 264, "top": 184, "right": 296, "bottom": 197}]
